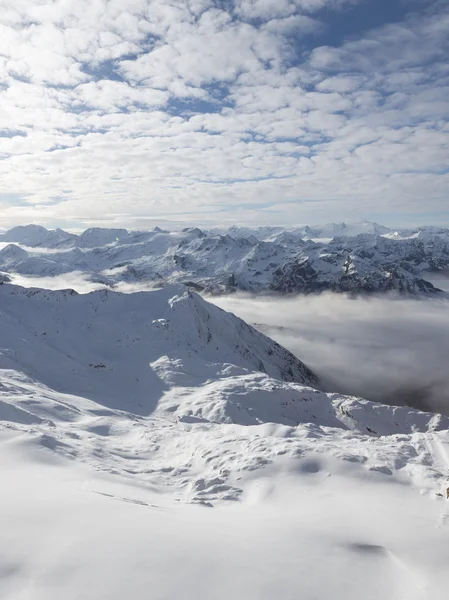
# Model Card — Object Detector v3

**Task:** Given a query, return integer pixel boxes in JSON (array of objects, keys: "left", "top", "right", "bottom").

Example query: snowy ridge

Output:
[
  {"left": 0, "top": 284, "right": 316, "bottom": 403},
  {"left": 226, "top": 220, "right": 392, "bottom": 241},
  {"left": 1, "top": 222, "right": 449, "bottom": 295},
  {"left": 1, "top": 283, "right": 449, "bottom": 598},
  {"left": 0, "top": 283, "right": 448, "bottom": 505}
]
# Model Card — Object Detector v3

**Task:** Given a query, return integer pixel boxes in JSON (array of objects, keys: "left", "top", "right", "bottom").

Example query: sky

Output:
[{"left": 0, "top": 0, "right": 448, "bottom": 230}]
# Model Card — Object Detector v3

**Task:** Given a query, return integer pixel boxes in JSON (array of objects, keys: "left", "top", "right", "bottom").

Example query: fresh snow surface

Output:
[{"left": 0, "top": 283, "right": 449, "bottom": 599}]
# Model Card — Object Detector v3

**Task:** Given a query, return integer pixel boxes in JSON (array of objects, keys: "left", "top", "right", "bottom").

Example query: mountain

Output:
[
  {"left": 301, "top": 221, "right": 392, "bottom": 239},
  {"left": 1, "top": 283, "right": 449, "bottom": 597},
  {"left": 0, "top": 282, "right": 447, "bottom": 431},
  {"left": 226, "top": 221, "right": 392, "bottom": 241},
  {"left": 270, "top": 240, "right": 439, "bottom": 294},
  {"left": 1, "top": 223, "right": 448, "bottom": 295},
  {"left": 2, "top": 281, "right": 448, "bottom": 428},
  {"left": 0, "top": 284, "right": 317, "bottom": 413},
  {"left": 1, "top": 224, "right": 77, "bottom": 247},
  {"left": 77, "top": 227, "right": 128, "bottom": 248}
]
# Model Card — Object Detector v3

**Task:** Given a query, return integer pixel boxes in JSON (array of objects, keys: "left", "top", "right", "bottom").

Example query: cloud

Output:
[
  {"left": 234, "top": 0, "right": 358, "bottom": 20},
  {"left": 0, "top": 0, "right": 448, "bottom": 229},
  {"left": 209, "top": 291, "right": 449, "bottom": 416},
  {"left": 309, "top": 13, "right": 449, "bottom": 73},
  {"left": 8, "top": 271, "right": 109, "bottom": 294}
]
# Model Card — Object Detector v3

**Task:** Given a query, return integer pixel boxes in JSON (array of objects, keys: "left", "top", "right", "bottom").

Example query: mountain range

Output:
[{"left": 1, "top": 221, "right": 448, "bottom": 295}]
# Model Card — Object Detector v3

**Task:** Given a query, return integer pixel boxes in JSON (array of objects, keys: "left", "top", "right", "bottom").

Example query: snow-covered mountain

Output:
[
  {"left": 1, "top": 282, "right": 449, "bottom": 598},
  {"left": 0, "top": 283, "right": 317, "bottom": 412},
  {"left": 0, "top": 282, "right": 447, "bottom": 463},
  {"left": 227, "top": 220, "right": 392, "bottom": 241},
  {"left": 1, "top": 224, "right": 77, "bottom": 247},
  {"left": 1, "top": 222, "right": 449, "bottom": 295}
]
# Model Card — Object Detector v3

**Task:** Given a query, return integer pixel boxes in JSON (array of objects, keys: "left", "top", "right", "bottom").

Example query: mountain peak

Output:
[{"left": 0, "top": 284, "right": 317, "bottom": 415}]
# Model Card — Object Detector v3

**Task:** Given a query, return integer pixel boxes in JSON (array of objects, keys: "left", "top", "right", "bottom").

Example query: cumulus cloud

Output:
[
  {"left": 0, "top": 0, "right": 448, "bottom": 229},
  {"left": 210, "top": 291, "right": 449, "bottom": 416}
]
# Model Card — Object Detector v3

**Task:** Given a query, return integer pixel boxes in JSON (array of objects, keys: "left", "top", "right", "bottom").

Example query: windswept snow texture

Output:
[
  {"left": 1, "top": 283, "right": 449, "bottom": 599},
  {"left": 1, "top": 221, "right": 449, "bottom": 295}
]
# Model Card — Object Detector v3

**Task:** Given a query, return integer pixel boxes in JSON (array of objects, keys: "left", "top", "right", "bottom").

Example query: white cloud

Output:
[
  {"left": 235, "top": 0, "right": 358, "bottom": 20},
  {"left": 316, "top": 75, "right": 363, "bottom": 92},
  {"left": 73, "top": 80, "right": 169, "bottom": 111},
  {"left": 0, "top": 0, "right": 448, "bottom": 229},
  {"left": 210, "top": 292, "right": 449, "bottom": 415}
]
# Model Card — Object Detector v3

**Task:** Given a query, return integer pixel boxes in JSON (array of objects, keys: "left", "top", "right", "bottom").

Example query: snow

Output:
[
  {"left": 77, "top": 227, "right": 128, "bottom": 248},
  {"left": 0, "top": 284, "right": 316, "bottom": 405},
  {"left": 225, "top": 221, "right": 391, "bottom": 241},
  {"left": 2, "top": 430, "right": 449, "bottom": 600},
  {"left": 1, "top": 282, "right": 449, "bottom": 597},
  {"left": 2, "top": 410, "right": 449, "bottom": 599},
  {"left": 1, "top": 222, "right": 449, "bottom": 296}
]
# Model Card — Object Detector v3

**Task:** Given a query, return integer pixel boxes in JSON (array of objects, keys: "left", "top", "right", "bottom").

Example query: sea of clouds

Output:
[{"left": 210, "top": 291, "right": 449, "bottom": 416}]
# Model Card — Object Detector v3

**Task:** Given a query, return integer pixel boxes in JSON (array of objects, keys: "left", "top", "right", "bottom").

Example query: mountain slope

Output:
[
  {"left": 0, "top": 282, "right": 447, "bottom": 435},
  {"left": 1, "top": 282, "right": 449, "bottom": 599},
  {"left": 0, "top": 284, "right": 317, "bottom": 414}
]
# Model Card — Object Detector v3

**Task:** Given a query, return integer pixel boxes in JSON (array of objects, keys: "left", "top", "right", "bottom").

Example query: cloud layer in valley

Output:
[
  {"left": 0, "top": 0, "right": 448, "bottom": 229},
  {"left": 210, "top": 291, "right": 449, "bottom": 416}
]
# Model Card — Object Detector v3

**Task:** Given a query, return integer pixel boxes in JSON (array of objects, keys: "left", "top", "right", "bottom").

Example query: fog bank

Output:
[
  {"left": 210, "top": 293, "right": 449, "bottom": 416},
  {"left": 8, "top": 272, "right": 161, "bottom": 295}
]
